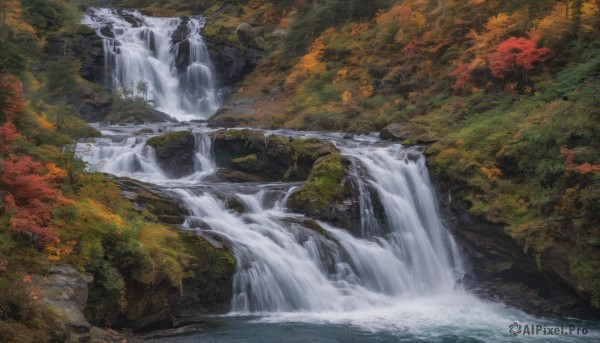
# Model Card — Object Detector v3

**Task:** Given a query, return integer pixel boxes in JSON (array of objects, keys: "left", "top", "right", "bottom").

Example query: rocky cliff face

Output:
[{"left": 434, "top": 177, "right": 598, "bottom": 318}]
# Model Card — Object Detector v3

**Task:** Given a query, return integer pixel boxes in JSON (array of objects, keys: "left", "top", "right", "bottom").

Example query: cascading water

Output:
[
  {"left": 79, "top": 125, "right": 599, "bottom": 341},
  {"left": 82, "top": 8, "right": 221, "bottom": 121},
  {"left": 80, "top": 126, "right": 464, "bottom": 312}
]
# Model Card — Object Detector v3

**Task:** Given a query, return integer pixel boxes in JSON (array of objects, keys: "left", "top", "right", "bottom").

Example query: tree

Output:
[
  {"left": 136, "top": 79, "right": 149, "bottom": 102},
  {"left": 488, "top": 33, "right": 550, "bottom": 80}
]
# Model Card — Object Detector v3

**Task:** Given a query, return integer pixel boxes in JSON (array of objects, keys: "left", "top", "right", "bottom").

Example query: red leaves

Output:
[
  {"left": 1, "top": 156, "right": 63, "bottom": 246},
  {"left": 488, "top": 34, "right": 550, "bottom": 79},
  {"left": 0, "top": 77, "right": 23, "bottom": 154},
  {"left": 450, "top": 63, "right": 472, "bottom": 91},
  {"left": 0, "top": 122, "right": 19, "bottom": 154}
]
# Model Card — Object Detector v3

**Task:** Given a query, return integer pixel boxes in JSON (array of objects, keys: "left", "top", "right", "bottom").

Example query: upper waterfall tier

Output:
[{"left": 82, "top": 8, "right": 221, "bottom": 121}]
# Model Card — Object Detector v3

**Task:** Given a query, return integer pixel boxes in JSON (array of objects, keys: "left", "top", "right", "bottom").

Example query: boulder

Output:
[
  {"left": 235, "top": 23, "right": 265, "bottom": 43},
  {"left": 212, "top": 129, "right": 338, "bottom": 182},
  {"left": 40, "top": 265, "right": 91, "bottom": 333},
  {"left": 379, "top": 123, "right": 404, "bottom": 141},
  {"left": 146, "top": 131, "right": 196, "bottom": 178},
  {"left": 287, "top": 154, "right": 362, "bottom": 233},
  {"left": 39, "top": 265, "right": 126, "bottom": 342},
  {"left": 380, "top": 122, "right": 438, "bottom": 144},
  {"left": 110, "top": 175, "right": 189, "bottom": 224}
]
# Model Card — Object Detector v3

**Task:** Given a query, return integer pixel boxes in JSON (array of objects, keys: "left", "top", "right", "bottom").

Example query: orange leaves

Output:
[
  {"left": 481, "top": 161, "right": 502, "bottom": 181},
  {"left": 574, "top": 163, "right": 600, "bottom": 174},
  {"left": 560, "top": 146, "right": 600, "bottom": 175}
]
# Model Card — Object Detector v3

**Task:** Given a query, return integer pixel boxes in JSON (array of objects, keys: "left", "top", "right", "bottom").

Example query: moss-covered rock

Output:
[
  {"left": 287, "top": 152, "right": 361, "bottom": 232},
  {"left": 146, "top": 131, "right": 196, "bottom": 178},
  {"left": 86, "top": 231, "right": 236, "bottom": 330}
]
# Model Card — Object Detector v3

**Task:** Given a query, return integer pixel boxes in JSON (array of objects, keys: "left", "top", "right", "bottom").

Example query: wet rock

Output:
[
  {"left": 212, "top": 130, "right": 338, "bottom": 182},
  {"left": 106, "top": 106, "right": 178, "bottom": 124},
  {"left": 146, "top": 131, "right": 196, "bottom": 178},
  {"left": 287, "top": 153, "right": 363, "bottom": 233},
  {"left": 171, "top": 18, "right": 190, "bottom": 44},
  {"left": 436, "top": 181, "right": 598, "bottom": 318},
  {"left": 109, "top": 175, "right": 189, "bottom": 222},
  {"left": 214, "top": 168, "right": 267, "bottom": 183}
]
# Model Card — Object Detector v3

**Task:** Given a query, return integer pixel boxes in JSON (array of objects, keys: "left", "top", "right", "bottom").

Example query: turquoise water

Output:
[{"left": 142, "top": 295, "right": 600, "bottom": 342}]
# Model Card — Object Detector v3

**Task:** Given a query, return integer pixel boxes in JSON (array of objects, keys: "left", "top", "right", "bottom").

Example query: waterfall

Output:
[
  {"left": 79, "top": 126, "right": 464, "bottom": 314},
  {"left": 82, "top": 8, "right": 221, "bottom": 121}
]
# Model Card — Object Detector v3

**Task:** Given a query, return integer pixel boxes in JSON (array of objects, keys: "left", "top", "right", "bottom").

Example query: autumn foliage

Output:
[
  {"left": 0, "top": 77, "right": 67, "bottom": 246},
  {"left": 488, "top": 33, "right": 550, "bottom": 80},
  {"left": 0, "top": 77, "right": 23, "bottom": 153}
]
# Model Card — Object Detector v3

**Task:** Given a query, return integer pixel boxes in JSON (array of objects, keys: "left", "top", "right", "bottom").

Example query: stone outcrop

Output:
[
  {"left": 211, "top": 129, "right": 363, "bottom": 232},
  {"left": 146, "top": 131, "right": 196, "bottom": 178},
  {"left": 110, "top": 176, "right": 189, "bottom": 225},
  {"left": 212, "top": 129, "right": 336, "bottom": 182},
  {"left": 39, "top": 265, "right": 126, "bottom": 343},
  {"left": 380, "top": 122, "right": 437, "bottom": 144},
  {"left": 436, "top": 181, "right": 598, "bottom": 318}
]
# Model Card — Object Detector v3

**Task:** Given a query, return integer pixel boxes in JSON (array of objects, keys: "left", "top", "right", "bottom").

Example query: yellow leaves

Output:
[
  {"left": 536, "top": 3, "right": 570, "bottom": 40},
  {"left": 77, "top": 199, "right": 125, "bottom": 231},
  {"left": 45, "top": 162, "right": 66, "bottom": 181},
  {"left": 46, "top": 241, "right": 75, "bottom": 263},
  {"left": 2, "top": 0, "right": 36, "bottom": 34},
  {"left": 342, "top": 90, "right": 352, "bottom": 103},
  {"left": 285, "top": 32, "right": 327, "bottom": 87},
  {"left": 37, "top": 115, "right": 55, "bottom": 132}
]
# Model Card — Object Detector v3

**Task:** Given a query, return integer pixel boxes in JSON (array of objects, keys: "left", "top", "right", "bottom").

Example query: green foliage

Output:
[
  {"left": 284, "top": 0, "right": 393, "bottom": 56},
  {"left": 0, "top": 274, "right": 67, "bottom": 343}
]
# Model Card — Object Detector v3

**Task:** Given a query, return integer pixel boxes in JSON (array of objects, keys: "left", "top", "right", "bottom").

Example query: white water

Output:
[
  {"left": 78, "top": 125, "right": 599, "bottom": 341},
  {"left": 82, "top": 8, "right": 220, "bottom": 120}
]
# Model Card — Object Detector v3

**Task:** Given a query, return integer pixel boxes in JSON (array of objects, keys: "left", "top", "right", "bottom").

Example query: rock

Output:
[
  {"left": 171, "top": 18, "right": 191, "bottom": 44},
  {"left": 39, "top": 265, "right": 126, "bottom": 342},
  {"left": 106, "top": 105, "right": 178, "bottom": 124},
  {"left": 146, "top": 131, "right": 196, "bottom": 178},
  {"left": 41, "top": 265, "right": 91, "bottom": 333},
  {"left": 206, "top": 34, "right": 266, "bottom": 85},
  {"left": 287, "top": 152, "right": 363, "bottom": 233},
  {"left": 109, "top": 175, "right": 189, "bottom": 222},
  {"left": 435, "top": 179, "right": 597, "bottom": 318},
  {"left": 380, "top": 122, "right": 438, "bottom": 144},
  {"left": 212, "top": 130, "right": 338, "bottom": 182},
  {"left": 236, "top": 23, "right": 265, "bottom": 43},
  {"left": 214, "top": 169, "right": 267, "bottom": 183},
  {"left": 74, "top": 84, "right": 113, "bottom": 122},
  {"left": 380, "top": 123, "right": 404, "bottom": 141},
  {"left": 271, "top": 27, "right": 286, "bottom": 39}
]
